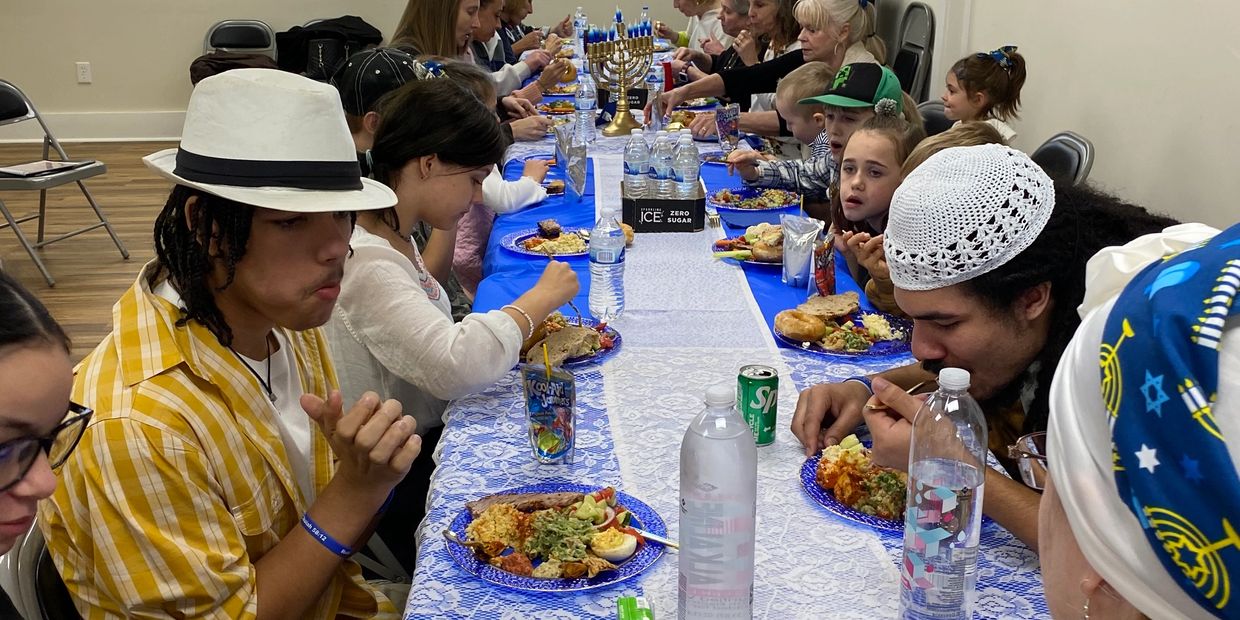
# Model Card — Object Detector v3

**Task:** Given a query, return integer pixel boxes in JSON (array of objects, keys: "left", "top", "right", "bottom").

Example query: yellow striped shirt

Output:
[{"left": 39, "top": 264, "right": 395, "bottom": 619}]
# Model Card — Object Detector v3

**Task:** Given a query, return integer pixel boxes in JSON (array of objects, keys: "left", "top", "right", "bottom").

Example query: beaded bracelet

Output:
[
  {"left": 501, "top": 304, "right": 535, "bottom": 340},
  {"left": 843, "top": 376, "right": 874, "bottom": 395},
  {"left": 300, "top": 512, "right": 353, "bottom": 558}
]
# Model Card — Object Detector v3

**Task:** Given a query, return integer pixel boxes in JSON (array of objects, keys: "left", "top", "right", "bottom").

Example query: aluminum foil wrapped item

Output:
[
  {"left": 566, "top": 142, "right": 588, "bottom": 203},
  {"left": 780, "top": 214, "right": 824, "bottom": 288},
  {"left": 553, "top": 121, "right": 572, "bottom": 174}
]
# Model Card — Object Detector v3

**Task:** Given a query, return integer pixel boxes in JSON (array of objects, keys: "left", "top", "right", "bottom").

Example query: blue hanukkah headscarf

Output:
[{"left": 1101, "top": 222, "right": 1240, "bottom": 616}]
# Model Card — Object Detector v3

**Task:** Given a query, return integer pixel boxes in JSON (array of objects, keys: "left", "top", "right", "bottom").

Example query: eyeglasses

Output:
[
  {"left": 1006, "top": 431, "right": 1047, "bottom": 491},
  {"left": 0, "top": 402, "right": 92, "bottom": 493}
]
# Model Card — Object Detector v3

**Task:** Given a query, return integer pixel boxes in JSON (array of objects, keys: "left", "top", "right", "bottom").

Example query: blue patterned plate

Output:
[
  {"left": 500, "top": 228, "right": 589, "bottom": 258},
  {"left": 699, "top": 151, "right": 727, "bottom": 166},
  {"left": 446, "top": 482, "right": 666, "bottom": 592},
  {"left": 800, "top": 450, "right": 904, "bottom": 533},
  {"left": 775, "top": 312, "right": 913, "bottom": 358}
]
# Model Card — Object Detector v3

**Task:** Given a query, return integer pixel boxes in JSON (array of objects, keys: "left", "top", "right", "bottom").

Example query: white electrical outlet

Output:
[{"left": 75, "top": 62, "right": 92, "bottom": 84}]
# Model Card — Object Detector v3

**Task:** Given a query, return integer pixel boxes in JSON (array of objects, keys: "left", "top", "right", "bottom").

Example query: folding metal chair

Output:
[
  {"left": 204, "top": 19, "right": 277, "bottom": 60},
  {"left": 0, "top": 522, "right": 82, "bottom": 620},
  {"left": 916, "top": 100, "right": 952, "bottom": 138},
  {"left": 1031, "top": 131, "right": 1095, "bottom": 187},
  {"left": 0, "top": 79, "right": 129, "bottom": 286},
  {"left": 891, "top": 2, "right": 934, "bottom": 102}
]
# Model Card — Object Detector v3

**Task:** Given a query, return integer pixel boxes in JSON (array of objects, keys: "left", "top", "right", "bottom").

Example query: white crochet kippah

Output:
[{"left": 885, "top": 144, "right": 1055, "bottom": 291}]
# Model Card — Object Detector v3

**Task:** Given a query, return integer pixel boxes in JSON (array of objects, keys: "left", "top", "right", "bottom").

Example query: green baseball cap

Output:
[{"left": 799, "top": 63, "right": 904, "bottom": 113}]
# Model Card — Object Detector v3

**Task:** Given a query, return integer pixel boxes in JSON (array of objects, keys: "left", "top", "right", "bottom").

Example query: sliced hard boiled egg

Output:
[{"left": 590, "top": 529, "right": 638, "bottom": 563}]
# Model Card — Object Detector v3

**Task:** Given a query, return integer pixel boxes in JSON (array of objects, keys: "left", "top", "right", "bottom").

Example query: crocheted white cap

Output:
[{"left": 885, "top": 144, "right": 1056, "bottom": 291}]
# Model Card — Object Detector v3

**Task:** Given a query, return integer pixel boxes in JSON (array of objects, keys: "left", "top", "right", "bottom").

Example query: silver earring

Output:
[{"left": 1081, "top": 594, "right": 1090, "bottom": 620}]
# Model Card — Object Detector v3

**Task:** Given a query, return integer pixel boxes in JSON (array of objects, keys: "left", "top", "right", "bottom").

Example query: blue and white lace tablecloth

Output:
[{"left": 403, "top": 136, "right": 1048, "bottom": 619}]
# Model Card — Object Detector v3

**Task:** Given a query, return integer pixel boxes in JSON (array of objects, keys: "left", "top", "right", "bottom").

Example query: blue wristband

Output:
[
  {"left": 300, "top": 512, "right": 354, "bottom": 557},
  {"left": 843, "top": 376, "right": 874, "bottom": 395}
]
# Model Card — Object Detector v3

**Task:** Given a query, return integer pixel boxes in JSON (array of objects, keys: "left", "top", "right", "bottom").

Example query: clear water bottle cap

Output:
[
  {"left": 631, "top": 128, "right": 643, "bottom": 135},
  {"left": 704, "top": 383, "right": 735, "bottom": 407},
  {"left": 938, "top": 367, "right": 971, "bottom": 391}
]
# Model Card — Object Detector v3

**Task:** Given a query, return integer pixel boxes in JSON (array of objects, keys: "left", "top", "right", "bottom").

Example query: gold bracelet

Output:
[{"left": 501, "top": 304, "right": 535, "bottom": 340}]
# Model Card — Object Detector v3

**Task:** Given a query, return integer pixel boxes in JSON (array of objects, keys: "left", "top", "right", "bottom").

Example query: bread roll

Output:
[{"left": 775, "top": 310, "right": 827, "bottom": 342}]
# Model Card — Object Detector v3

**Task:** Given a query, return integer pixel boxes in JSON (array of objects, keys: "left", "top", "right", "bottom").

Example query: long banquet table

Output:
[{"left": 403, "top": 125, "right": 1048, "bottom": 619}]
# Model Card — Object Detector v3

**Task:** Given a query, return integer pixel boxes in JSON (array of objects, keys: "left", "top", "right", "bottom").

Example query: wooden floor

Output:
[{"left": 0, "top": 141, "right": 176, "bottom": 362}]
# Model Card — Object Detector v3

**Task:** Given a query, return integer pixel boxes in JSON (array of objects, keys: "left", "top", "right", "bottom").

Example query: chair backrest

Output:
[
  {"left": 1031, "top": 131, "right": 1095, "bottom": 187},
  {"left": 0, "top": 80, "right": 71, "bottom": 160},
  {"left": 896, "top": 2, "right": 934, "bottom": 101},
  {"left": 0, "top": 522, "right": 79, "bottom": 620},
  {"left": 204, "top": 20, "right": 277, "bottom": 60},
  {"left": 916, "top": 100, "right": 953, "bottom": 137},
  {"left": 0, "top": 80, "right": 35, "bottom": 127}
]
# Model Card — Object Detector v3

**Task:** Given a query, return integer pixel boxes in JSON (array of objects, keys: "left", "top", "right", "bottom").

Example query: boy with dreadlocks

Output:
[
  {"left": 792, "top": 144, "right": 1179, "bottom": 550},
  {"left": 40, "top": 70, "right": 417, "bottom": 618}
]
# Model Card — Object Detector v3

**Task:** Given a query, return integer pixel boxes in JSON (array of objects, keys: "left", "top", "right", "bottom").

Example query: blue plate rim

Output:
[
  {"left": 500, "top": 228, "right": 589, "bottom": 258},
  {"left": 699, "top": 151, "right": 727, "bottom": 166},
  {"left": 445, "top": 481, "right": 666, "bottom": 592},
  {"left": 774, "top": 311, "right": 913, "bottom": 358}
]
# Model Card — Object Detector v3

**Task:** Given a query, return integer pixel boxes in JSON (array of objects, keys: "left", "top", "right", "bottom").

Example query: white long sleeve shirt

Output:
[{"left": 325, "top": 226, "right": 524, "bottom": 434}]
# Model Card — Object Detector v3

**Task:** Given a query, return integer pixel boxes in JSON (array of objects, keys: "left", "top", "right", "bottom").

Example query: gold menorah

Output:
[{"left": 586, "top": 29, "right": 654, "bottom": 137}]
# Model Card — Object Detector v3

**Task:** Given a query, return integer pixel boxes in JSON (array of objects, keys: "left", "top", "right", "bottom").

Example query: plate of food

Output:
[
  {"left": 773, "top": 292, "right": 913, "bottom": 357},
  {"left": 556, "top": 48, "right": 576, "bottom": 59},
  {"left": 500, "top": 220, "right": 588, "bottom": 257},
  {"left": 676, "top": 97, "right": 719, "bottom": 110},
  {"left": 801, "top": 435, "right": 908, "bottom": 533},
  {"left": 446, "top": 483, "right": 667, "bottom": 591},
  {"left": 538, "top": 100, "right": 577, "bottom": 115},
  {"left": 708, "top": 187, "right": 801, "bottom": 227},
  {"left": 712, "top": 222, "right": 782, "bottom": 266},
  {"left": 653, "top": 40, "right": 674, "bottom": 52},
  {"left": 544, "top": 82, "right": 578, "bottom": 96},
  {"left": 521, "top": 312, "right": 621, "bottom": 368},
  {"left": 699, "top": 151, "right": 727, "bottom": 165}
]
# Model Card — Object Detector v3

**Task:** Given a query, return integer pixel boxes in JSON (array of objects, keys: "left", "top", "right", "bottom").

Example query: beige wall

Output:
[
  {"left": 969, "top": 1, "right": 1239, "bottom": 228},
  {"left": 0, "top": 0, "right": 679, "bottom": 139}
]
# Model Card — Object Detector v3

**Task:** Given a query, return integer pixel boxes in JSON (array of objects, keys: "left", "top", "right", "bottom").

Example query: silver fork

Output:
[{"left": 708, "top": 210, "right": 721, "bottom": 228}]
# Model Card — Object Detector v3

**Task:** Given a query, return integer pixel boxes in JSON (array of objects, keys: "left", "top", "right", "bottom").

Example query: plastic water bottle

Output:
[
  {"left": 575, "top": 72, "right": 597, "bottom": 144},
  {"left": 623, "top": 129, "right": 650, "bottom": 198},
  {"left": 679, "top": 383, "right": 757, "bottom": 619},
  {"left": 900, "top": 368, "right": 988, "bottom": 620},
  {"left": 574, "top": 7, "right": 587, "bottom": 55},
  {"left": 649, "top": 132, "right": 675, "bottom": 199},
  {"left": 672, "top": 135, "right": 700, "bottom": 198},
  {"left": 587, "top": 208, "right": 626, "bottom": 322}
]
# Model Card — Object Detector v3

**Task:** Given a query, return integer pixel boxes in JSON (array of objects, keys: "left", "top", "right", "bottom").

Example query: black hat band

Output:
[{"left": 174, "top": 148, "right": 363, "bottom": 191}]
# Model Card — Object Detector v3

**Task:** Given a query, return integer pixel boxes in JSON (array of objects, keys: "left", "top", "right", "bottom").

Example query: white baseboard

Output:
[{"left": 0, "top": 111, "right": 184, "bottom": 143}]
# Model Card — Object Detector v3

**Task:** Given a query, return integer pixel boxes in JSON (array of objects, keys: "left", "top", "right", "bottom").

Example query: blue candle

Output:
[{"left": 615, "top": 7, "right": 622, "bottom": 23}]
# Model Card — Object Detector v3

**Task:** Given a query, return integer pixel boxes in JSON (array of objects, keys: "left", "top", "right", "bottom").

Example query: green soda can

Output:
[{"left": 737, "top": 364, "right": 778, "bottom": 446}]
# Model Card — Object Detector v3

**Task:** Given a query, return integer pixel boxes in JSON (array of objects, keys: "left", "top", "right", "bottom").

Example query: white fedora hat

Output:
[{"left": 144, "top": 68, "right": 396, "bottom": 213}]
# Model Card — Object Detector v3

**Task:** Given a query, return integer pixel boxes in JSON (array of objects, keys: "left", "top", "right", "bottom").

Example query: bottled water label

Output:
[
  {"left": 624, "top": 161, "right": 644, "bottom": 176},
  {"left": 900, "top": 458, "right": 984, "bottom": 620},
  {"left": 590, "top": 247, "right": 623, "bottom": 264}
]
